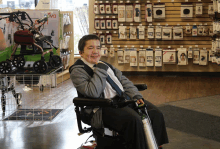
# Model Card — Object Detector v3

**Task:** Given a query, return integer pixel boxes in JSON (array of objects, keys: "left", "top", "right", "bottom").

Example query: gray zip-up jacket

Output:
[{"left": 69, "top": 59, "right": 143, "bottom": 100}]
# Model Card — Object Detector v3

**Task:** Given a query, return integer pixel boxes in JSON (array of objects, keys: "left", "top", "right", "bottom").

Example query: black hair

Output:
[{"left": 78, "top": 34, "right": 100, "bottom": 53}]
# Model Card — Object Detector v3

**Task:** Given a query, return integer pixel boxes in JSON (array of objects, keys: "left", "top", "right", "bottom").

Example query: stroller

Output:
[
  {"left": 0, "top": 11, "right": 62, "bottom": 74},
  {"left": 0, "top": 76, "right": 22, "bottom": 113}
]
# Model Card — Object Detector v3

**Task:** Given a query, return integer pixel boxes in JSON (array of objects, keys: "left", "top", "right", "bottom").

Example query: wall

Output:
[{"left": 89, "top": 0, "right": 220, "bottom": 72}]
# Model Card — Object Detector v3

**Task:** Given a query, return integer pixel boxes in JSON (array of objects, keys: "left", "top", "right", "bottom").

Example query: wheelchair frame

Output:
[{"left": 73, "top": 84, "right": 147, "bottom": 149}]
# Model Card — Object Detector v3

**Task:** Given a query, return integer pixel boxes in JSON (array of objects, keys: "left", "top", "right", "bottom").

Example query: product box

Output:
[
  {"left": 148, "top": 25, "right": 154, "bottom": 39},
  {"left": 117, "top": 48, "right": 124, "bottom": 64},
  {"left": 134, "top": 3, "right": 141, "bottom": 22},
  {"left": 146, "top": 48, "right": 154, "bottom": 66},
  {"left": 155, "top": 48, "right": 162, "bottom": 67},
  {"left": 177, "top": 47, "right": 188, "bottom": 65},
  {"left": 124, "top": 48, "right": 130, "bottom": 63},
  {"left": 199, "top": 49, "right": 208, "bottom": 65},
  {"left": 118, "top": 4, "right": 126, "bottom": 22},
  {"left": 139, "top": 48, "right": 146, "bottom": 67},
  {"left": 112, "top": 1, "right": 118, "bottom": 14},
  {"left": 173, "top": 26, "right": 183, "bottom": 40},
  {"left": 163, "top": 48, "right": 176, "bottom": 64},
  {"left": 162, "top": 26, "right": 172, "bottom": 40},
  {"left": 153, "top": 3, "right": 165, "bottom": 19},
  {"left": 129, "top": 26, "right": 137, "bottom": 39},
  {"left": 137, "top": 25, "right": 145, "bottom": 39},
  {"left": 119, "top": 25, "right": 127, "bottom": 39},
  {"left": 195, "top": 3, "right": 203, "bottom": 16},
  {"left": 145, "top": 3, "right": 152, "bottom": 22},
  {"left": 193, "top": 48, "right": 200, "bottom": 64},
  {"left": 125, "top": 3, "right": 134, "bottom": 22},
  {"left": 130, "top": 48, "right": 137, "bottom": 66},
  {"left": 181, "top": 3, "right": 193, "bottom": 18},
  {"left": 155, "top": 26, "right": 162, "bottom": 40}
]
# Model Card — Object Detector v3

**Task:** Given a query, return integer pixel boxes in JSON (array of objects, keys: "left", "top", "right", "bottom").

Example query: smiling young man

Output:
[{"left": 69, "top": 34, "right": 168, "bottom": 149}]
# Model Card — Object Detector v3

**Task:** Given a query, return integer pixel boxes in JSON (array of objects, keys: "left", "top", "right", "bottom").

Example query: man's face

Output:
[{"left": 80, "top": 39, "right": 101, "bottom": 64}]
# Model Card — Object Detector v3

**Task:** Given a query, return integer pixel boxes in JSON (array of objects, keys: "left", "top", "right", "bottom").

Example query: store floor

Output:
[{"left": 0, "top": 76, "right": 220, "bottom": 149}]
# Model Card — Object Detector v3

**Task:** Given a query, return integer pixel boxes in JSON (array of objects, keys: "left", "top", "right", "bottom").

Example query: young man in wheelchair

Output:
[{"left": 69, "top": 34, "right": 168, "bottom": 149}]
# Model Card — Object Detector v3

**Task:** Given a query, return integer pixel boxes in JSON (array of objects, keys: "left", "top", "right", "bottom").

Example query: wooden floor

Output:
[
  {"left": 126, "top": 75, "right": 220, "bottom": 105},
  {"left": 1, "top": 75, "right": 220, "bottom": 119}
]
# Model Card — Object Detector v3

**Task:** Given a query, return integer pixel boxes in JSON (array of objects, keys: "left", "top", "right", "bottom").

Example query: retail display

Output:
[
  {"left": 185, "top": 24, "right": 192, "bottom": 35},
  {"left": 94, "top": 1, "right": 100, "bottom": 14},
  {"left": 94, "top": 17, "right": 100, "bottom": 29},
  {"left": 153, "top": 3, "right": 165, "bottom": 19},
  {"left": 199, "top": 48, "right": 208, "bottom": 65},
  {"left": 119, "top": 25, "right": 127, "bottom": 39},
  {"left": 100, "top": 17, "right": 106, "bottom": 29},
  {"left": 129, "top": 25, "right": 137, "bottom": 39},
  {"left": 109, "top": 45, "right": 115, "bottom": 57},
  {"left": 163, "top": 46, "right": 176, "bottom": 64},
  {"left": 192, "top": 24, "right": 198, "bottom": 36},
  {"left": 92, "top": 1, "right": 216, "bottom": 70},
  {"left": 139, "top": 48, "right": 146, "bottom": 67},
  {"left": 162, "top": 26, "right": 172, "bottom": 40},
  {"left": 134, "top": 2, "right": 141, "bottom": 22},
  {"left": 130, "top": 48, "right": 137, "bottom": 66},
  {"left": 61, "top": 35, "right": 70, "bottom": 49},
  {"left": 118, "top": 3, "right": 126, "bottom": 22},
  {"left": 106, "top": 31, "right": 112, "bottom": 44},
  {"left": 209, "top": 24, "right": 213, "bottom": 36},
  {"left": 112, "top": 16, "right": 118, "bottom": 29},
  {"left": 181, "top": 3, "right": 193, "bottom": 18},
  {"left": 173, "top": 26, "right": 183, "bottom": 40},
  {"left": 100, "top": 32, "right": 105, "bottom": 44},
  {"left": 203, "top": 24, "right": 209, "bottom": 36},
  {"left": 106, "top": 16, "right": 112, "bottom": 29},
  {"left": 155, "top": 47, "right": 162, "bottom": 67},
  {"left": 148, "top": 25, "right": 154, "bottom": 39},
  {"left": 117, "top": 48, "right": 124, "bottom": 63},
  {"left": 125, "top": 2, "right": 134, "bottom": 22},
  {"left": 146, "top": 48, "right": 154, "bottom": 66},
  {"left": 155, "top": 25, "right": 162, "bottom": 40},
  {"left": 177, "top": 47, "right": 188, "bottom": 65},
  {"left": 188, "top": 46, "right": 193, "bottom": 59},
  {"left": 99, "top": 1, "right": 106, "bottom": 14},
  {"left": 145, "top": 3, "right": 152, "bottom": 22},
  {"left": 197, "top": 24, "right": 204, "bottom": 36},
  {"left": 0, "top": 11, "right": 62, "bottom": 74},
  {"left": 106, "top": 2, "right": 112, "bottom": 14},
  {"left": 195, "top": 2, "right": 203, "bottom": 16},
  {"left": 112, "top": 1, "right": 118, "bottom": 14},
  {"left": 193, "top": 46, "right": 200, "bottom": 64},
  {"left": 137, "top": 24, "right": 145, "bottom": 39},
  {"left": 124, "top": 48, "right": 130, "bottom": 63},
  {"left": 101, "top": 45, "right": 108, "bottom": 57},
  {"left": 63, "top": 14, "right": 71, "bottom": 26},
  {"left": 208, "top": 3, "right": 214, "bottom": 15}
]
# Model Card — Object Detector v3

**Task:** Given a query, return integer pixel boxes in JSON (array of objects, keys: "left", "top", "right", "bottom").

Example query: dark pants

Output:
[{"left": 102, "top": 100, "right": 169, "bottom": 149}]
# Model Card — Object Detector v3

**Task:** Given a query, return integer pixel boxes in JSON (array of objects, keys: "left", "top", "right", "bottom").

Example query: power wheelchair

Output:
[{"left": 73, "top": 84, "right": 147, "bottom": 149}]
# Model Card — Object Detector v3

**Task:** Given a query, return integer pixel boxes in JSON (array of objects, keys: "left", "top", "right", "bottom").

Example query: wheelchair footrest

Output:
[{"left": 95, "top": 135, "right": 127, "bottom": 149}]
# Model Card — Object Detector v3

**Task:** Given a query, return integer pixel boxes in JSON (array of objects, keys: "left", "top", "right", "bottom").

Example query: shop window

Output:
[{"left": 52, "top": 0, "right": 89, "bottom": 55}]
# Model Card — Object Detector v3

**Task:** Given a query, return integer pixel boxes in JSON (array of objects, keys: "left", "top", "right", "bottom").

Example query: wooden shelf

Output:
[{"left": 56, "top": 70, "right": 70, "bottom": 84}]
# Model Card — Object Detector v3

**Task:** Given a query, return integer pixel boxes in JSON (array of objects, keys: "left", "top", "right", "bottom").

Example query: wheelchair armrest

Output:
[
  {"left": 73, "top": 97, "right": 113, "bottom": 107},
  {"left": 134, "top": 83, "right": 147, "bottom": 91}
]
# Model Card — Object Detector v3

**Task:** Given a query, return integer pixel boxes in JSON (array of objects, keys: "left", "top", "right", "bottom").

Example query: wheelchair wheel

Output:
[
  {"left": 15, "top": 93, "right": 22, "bottom": 106},
  {"left": 0, "top": 61, "right": 12, "bottom": 74},
  {"left": 33, "top": 60, "right": 48, "bottom": 73},
  {"left": 12, "top": 55, "right": 25, "bottom": 68},
  {"left": 49, "top": 55, "right": 62, "bottom": 68}
]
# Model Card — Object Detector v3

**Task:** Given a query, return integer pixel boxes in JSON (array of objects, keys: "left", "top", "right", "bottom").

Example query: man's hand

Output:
[{"left": 136, "top": 99, "right": 144, "bottom": 105}]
